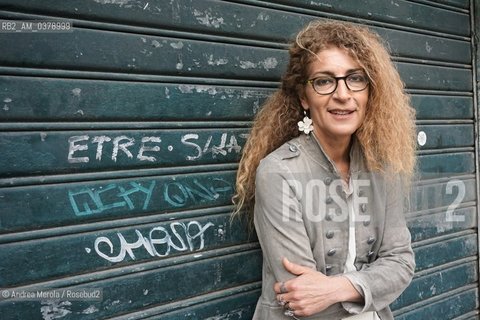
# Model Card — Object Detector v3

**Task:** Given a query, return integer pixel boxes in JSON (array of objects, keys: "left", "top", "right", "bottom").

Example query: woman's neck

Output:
[{"left": 313, "top": 132, "right": 352, "bottom": 179}]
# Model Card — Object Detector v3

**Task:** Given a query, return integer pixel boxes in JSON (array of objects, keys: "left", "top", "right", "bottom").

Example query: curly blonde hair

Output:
[{"left": 232, "top": 20, "right": 416, "bottom": 222}]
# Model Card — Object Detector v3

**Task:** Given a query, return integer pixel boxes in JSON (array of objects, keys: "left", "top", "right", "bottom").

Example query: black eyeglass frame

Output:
[{"left": 306, "top": 73, "right": 370, "bottom": 95}]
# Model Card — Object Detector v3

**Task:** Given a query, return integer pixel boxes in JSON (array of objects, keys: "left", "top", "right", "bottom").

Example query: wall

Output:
[{"left": 0, "top": 0, "right": 478, "bottom": 319}]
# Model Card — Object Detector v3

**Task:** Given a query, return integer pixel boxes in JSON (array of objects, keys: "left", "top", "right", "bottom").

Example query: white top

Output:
[{"left": 342, "top": 179, "right": 380, "bottom": 320}]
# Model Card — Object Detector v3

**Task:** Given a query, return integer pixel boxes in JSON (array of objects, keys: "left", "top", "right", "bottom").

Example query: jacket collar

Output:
[{"left": 296, "top": 133, "right": 365, "bottom": 177}]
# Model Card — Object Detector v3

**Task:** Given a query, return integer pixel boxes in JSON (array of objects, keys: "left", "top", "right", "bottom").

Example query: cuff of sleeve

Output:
[{"left": 341, "top": 273, "right": 372, "bottom": 314}]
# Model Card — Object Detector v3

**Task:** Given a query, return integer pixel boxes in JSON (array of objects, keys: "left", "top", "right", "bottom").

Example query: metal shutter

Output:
[{"left": 0, "top": 0, "right": 477, "bottom": 319}]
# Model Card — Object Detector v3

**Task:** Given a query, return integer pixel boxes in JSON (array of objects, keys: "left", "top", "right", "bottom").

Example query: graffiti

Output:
[
  {"left": 94, "top": 221, "right": 214, "bottom": 262},
  {"left": 68, "top": 181, "right": 156, "bottom": 216},
  {"left": 164, "top": 178, "right": 232, "bottom": 208},
  {"left": 68, "top": 178, "right": 232, "bottom": 216},
  {"left": 67, "top": 133, "right": 247, "bottom": 163},
  {"left": 181, "top": 132, "right": 247, "bottom": 160},
  {"left": 68, "top": 135, "right": 163, "bottom": 163}
]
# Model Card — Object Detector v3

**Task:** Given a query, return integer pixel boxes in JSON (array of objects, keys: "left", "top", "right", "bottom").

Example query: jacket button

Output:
[
  {"left": 325, "top": 213, "right": 333, "bottom": 221},
  {"left": 357, "top": 189, "right": 364, "bottom": 197},
  {"left": 325, "top": 196, "right": 333, "bottom": 204},
  {"left": 289, "top": 145, "right": 297, "bottom": 152},
  {"left": 363, "top": 219, "right": 371, "bottom": 226},
  {"left": 325, "top": 264, "right": 332, "bottom": 276},
  {"left": 360, "top": 203, "right": 367, "bottom": 212},
  {"left": 367, "top": 236, "right": 376, "bottom": 245},
  {"left": 367, "top": 251, "right": 375, "bottom": 259},
  {"left": 324, "top": 177, "right": 332, "bottom": 185},
  {"left": 326, "top": 230, "right": 334, "bottom": 239},
  {"left": 327, "top": 248, "right": 336, "bottom": 256}
]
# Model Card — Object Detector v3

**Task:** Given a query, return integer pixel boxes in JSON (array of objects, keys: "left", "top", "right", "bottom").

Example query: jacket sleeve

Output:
[
  {"left": 342, "top": 176, "right": 415, "bottom": 313},
  {"left": 253, "top": 156, "right": 317, "bottom": 282}
]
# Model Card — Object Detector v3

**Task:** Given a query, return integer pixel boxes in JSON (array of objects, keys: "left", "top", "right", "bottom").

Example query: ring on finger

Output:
[
  {"left": 280, "top": 282, "right": 288, "bottom": 294},
  {"left": 284, "top": 309, "right": 295, "bottom": 317},
  {"left": 278, "top": 297, "right": 286, "bottom": 306}
]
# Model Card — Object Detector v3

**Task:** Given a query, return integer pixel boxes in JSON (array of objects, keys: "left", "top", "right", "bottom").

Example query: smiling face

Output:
[{"left": 300, "top": 47, "right": 369, "bottom": 145}]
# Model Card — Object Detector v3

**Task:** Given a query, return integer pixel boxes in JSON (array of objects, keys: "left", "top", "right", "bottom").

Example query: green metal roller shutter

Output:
[{"left": 0, "top": 0, "right": 477, "bottom": 319}]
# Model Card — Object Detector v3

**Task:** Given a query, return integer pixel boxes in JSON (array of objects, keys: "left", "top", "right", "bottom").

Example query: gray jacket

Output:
[{"left": 252, "top": 134, "right": 415, "bottom": 320}]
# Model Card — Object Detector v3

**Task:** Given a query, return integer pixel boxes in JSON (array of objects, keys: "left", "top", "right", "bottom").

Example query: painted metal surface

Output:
[{"left": 0, "top": 0, "right": 477, "bottom": 319}]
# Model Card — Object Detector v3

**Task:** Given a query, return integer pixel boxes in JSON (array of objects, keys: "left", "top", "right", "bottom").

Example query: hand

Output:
[{"left": 274, "top": 258, "right": 362, "bottom": 317}]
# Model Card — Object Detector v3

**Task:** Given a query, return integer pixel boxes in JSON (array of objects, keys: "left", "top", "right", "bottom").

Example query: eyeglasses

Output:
[{"left": 306, "top": 73, "right": 369, "bottom": 95}]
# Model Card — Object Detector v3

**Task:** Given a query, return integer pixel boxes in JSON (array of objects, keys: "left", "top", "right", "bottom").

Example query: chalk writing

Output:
[
  {"left": 92, "top": 135, "right": 111, "bottom": 160},
  {"left": 112, "top": 135, "right": 135, "bottom": 161},
  {"left": 68, "top": 135, "right": 89, "bottom": 163},
  {"left": 138, "top": 137, "right": 162, "bottom": 161},
  {"left": 181, "top": 132, "right": 247, "bottom": 160},
  {"left": 94, "top": 221, "right": 214, "bottom": 262},
  {"left": 68, "top": 135, "right": 162, "bottom": 163},
  {"left": 68, "top": 181, "right": 156, "bottom": 216},
  {"left": 67, "top": 133, "right": 247, "bottom": 163}
]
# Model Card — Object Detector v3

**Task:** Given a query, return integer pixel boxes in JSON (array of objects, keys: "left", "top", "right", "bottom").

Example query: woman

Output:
[{"left": 232, "top": 20, "right": 416, "bottom": 319}]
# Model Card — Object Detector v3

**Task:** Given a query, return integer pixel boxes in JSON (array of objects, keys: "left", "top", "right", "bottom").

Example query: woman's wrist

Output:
[{"left": 331, "top": 275, "right": 363, "bottom": 303}]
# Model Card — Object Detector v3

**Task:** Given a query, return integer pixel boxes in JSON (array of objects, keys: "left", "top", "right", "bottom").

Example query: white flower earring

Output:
[{"left": 298, "top": 110, "right": 313, "bottom": 135}]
